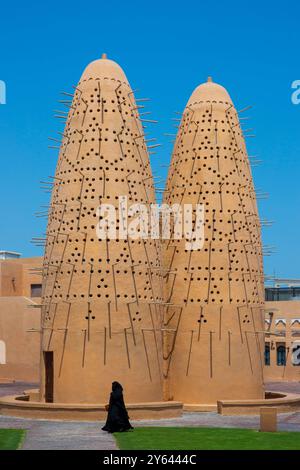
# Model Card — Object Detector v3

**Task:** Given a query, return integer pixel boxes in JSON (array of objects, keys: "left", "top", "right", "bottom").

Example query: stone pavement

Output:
[
  {"left": 1, "top": 410, "right": 300, "bottom": 450},
  {"left": 266, "top": 381, "right": 300, "bottom": 394},
  {"left": 0, "top": 381, "right": 38, "bottom": 397},
  {"left": 0, "top": 415, "right": 117, "bottom": 450},
  {"left": 1, "top": 381, "right": 300, "bottom": 449},
  {"left": 133, "top": 411, "right": 300, "bottom": 432}
]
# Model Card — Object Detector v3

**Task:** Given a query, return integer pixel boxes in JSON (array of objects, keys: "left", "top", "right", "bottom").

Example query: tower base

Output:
[{"left": 0, "top": 390, "right": 183, "bottom": 421}]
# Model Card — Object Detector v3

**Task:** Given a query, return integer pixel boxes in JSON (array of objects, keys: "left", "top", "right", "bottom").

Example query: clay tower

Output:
[
  {"left": 40, "top": 56, "right": 163, "bottom": 404},
  {"left": 162, "top": 78, "right": 265, "bottom": 405}
]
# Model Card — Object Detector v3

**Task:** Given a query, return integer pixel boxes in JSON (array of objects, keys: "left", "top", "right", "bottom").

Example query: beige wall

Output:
[
  {"left": 0, "top": 257, "right": 42, "bottom": 382},
  {"left": 264, "top": 300, "right": 300, "bottom": 382},
  {"left": 0, "top": 257, "right": 42, "bottom": 298},
  {"left": 0, "top": 261, "right": 23, "bottom": 296},
  {"left": 0, "top": 297, "right": 40, "bottom": 381}
]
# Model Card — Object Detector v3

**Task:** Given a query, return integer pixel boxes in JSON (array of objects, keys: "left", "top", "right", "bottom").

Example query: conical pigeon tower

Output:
[
  {"left": 40, "top": 56, "right": 163, "bottom": 404},
  {"left": 162, "top": 78, "right": 265, "bottom": 405}
]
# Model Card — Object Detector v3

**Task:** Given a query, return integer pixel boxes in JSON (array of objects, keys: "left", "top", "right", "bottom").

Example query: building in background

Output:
[
  {"left": 0, "top": 254, "right": 41, "bottom": 382},
  {"left": 264, "top": 279, "right": 300, "bottom": 382},
  {"left": 0, "top": 251, "right": 21, "bottom": 260}
]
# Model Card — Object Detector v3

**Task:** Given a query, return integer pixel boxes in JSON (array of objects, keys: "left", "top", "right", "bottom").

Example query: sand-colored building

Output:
[
  {"left": 264, "top": 281, "right": 300, "bottom": 382},
  {"left": 0, "top": 252, "right": 41, "bottom": 382}
]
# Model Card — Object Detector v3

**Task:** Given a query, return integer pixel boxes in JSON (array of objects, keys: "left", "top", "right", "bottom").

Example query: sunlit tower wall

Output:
[
  {"left": 40, "top": 56, "right": 163, "bottom": 404},
  {"left": 162, "top": 79, "right": 265, "bottom": 405}
]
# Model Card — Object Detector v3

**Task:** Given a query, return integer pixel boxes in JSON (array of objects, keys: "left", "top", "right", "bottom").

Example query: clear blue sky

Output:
[{"left": 0, "top": 0, "right": 299, "bottom": 279}]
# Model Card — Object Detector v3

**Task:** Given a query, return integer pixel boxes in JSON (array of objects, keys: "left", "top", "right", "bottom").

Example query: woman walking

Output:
[{"left": 102, "top": 382, "right": 134, "bottom": 433}]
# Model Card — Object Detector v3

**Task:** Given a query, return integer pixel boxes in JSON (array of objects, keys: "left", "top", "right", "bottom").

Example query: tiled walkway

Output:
[
  {"left": 0, "top": 381, "right": 38, "bottom": 397},
  {"left": 0, "top": 415, "right": 117, "bottom": 450},
  {"left": 0, "top": 382, "right": 117, "bottom": 450},
  {"left": 134, "top": 410, "right": 300, "bottom": 432}
]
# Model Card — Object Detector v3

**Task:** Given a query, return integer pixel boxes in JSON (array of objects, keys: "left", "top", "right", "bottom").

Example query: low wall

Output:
[
  {"left": 183, "top": 404, "right": 217, "bottom": 412},
  {"left": 218, "top": 391, "right": 300, "bottom": 415},
  {"left": 3, "top": 389, "right": 300, "bottom": 419},
  {"left": 0, "top": 394, "right": 183, "bottom": 421}
]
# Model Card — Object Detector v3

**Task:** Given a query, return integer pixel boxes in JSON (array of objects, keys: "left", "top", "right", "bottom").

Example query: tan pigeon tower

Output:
[
  {"left": 40, "top": 56, "right": 164, "bottom": 404},
  {"left": 162, "top": 78, "right": 265, "bottom": 405}
]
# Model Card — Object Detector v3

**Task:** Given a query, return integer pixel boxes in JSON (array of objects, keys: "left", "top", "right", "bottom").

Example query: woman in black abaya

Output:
[{"left": 102, "top": 382, "right": 134, "bottom": 433}]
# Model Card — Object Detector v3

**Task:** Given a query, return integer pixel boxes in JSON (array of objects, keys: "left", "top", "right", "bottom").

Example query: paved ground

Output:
[
  {"left": 0, "top": 415, "right": 117, "bottom": 450},
  {"left": 0, "top": 382, "right": 117, "bottom": 450},
  {"left": 1, "top": 410, "right": 300, "bottom": 449},
  {"left": 1, "top": 381, "right": 300, "bottom": 449},
  {"left": 266, "top": 381, "right": 300, "bottom": 394},
  {"left": 0, "top": 381, "right": 38, "bottom": 397},
  {"left": 134, "top": 411, "right": 300, "bottom": 432}
]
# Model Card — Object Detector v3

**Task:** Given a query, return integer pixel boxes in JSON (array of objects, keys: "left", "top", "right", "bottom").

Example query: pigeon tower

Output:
[
  {"left": 40, "top": 56, "right": 163, "bottom": 404},
  {"left": 162, "top": 78, "right": 265, "bottom": 405}
]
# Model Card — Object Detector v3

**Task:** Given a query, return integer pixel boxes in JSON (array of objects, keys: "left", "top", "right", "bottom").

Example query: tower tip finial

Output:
[
  {"left": 207, "top": 76, "right": 213, "bottom": 83},
  {"left": 101, "top": 53, "right": 107, "bottom": 59}
]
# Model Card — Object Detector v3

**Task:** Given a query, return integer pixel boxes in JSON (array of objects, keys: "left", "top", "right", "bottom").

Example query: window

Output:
[
  {"left": 265, "top": 287, "right": 300, "bottom": 301},
  {"left": 31, "top": 284, "right": 42, "bottom": 297},
  {"left": 264, "top": 344, "right": 270, "bottom": 366},
  {"left": 276, "top": 345, "right": 286, "bottom": 366},
  {"left": 0, "top": 340, "right": 6, "bottom": 364}
]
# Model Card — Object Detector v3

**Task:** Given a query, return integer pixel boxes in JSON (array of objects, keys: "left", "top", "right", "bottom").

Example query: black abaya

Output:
[{"left": 102, "top": 382, "right": 134, "bottom": 433}]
